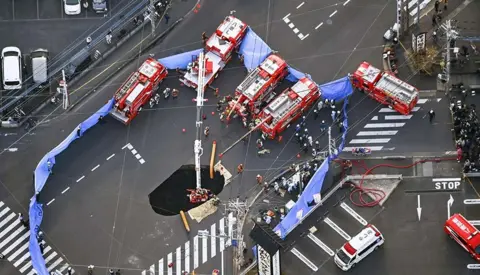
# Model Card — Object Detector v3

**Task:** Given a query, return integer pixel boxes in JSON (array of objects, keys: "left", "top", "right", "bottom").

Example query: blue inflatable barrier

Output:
[
  {"left": 29, "top": 99, "right": 114, "bottom": 275},
  {"left": 319, "top": 76, "right": 353, "bottom": 102},
  {"left": 238, "top": 27, "right": 272, "bottom": 72},
  {"left": 286, "top": 66, "right": 312, "bottom": 83},
  {"left": 158, "top": 48, "right": 203, "bottom": 70},
  {"left": 274, "top": 97, "right": 350, "bottom": 238}
]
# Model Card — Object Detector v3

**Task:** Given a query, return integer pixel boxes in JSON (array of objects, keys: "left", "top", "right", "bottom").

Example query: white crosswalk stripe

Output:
[
  {"left": 142, "top": 216, "right": 233, "bottom": 275},
  {"left": 0, "top": 201, "right": 74, "bottom": 275}
]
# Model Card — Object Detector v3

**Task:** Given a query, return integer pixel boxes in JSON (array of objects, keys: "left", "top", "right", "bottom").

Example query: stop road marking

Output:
[{"left": 433, "top": 178, "right": 461, "bottom": 190}]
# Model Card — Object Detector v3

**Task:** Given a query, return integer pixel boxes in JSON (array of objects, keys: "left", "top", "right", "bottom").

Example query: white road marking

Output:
[
  {"left": 0, "top": 206, "right": 9, "bottom": 218},
  {"left": 176, "top": 247, "right": 181, "bottom": 275},
  {"left": 432, "top": 178, "right": 461, "bottom": 182},
  {"left": 417, "top": 98, "right": 428, "bottom": 104},
  {"left": 349, "top": 138, "right": 391, "bottom": 144},
  {"left": 340, "top": 202, "right": 368, "bottom": 225},
  {"left": 307, "top": 233, "right": 334, "bottom": 256},
  {"left": 36, "top": 0, "right": 40, "bottom": 19},
  {"left": 283, "top": 17, "right": 291, "bottom": 23},
  {"left": 158, "top": 258, "right": 164, "bottom": 275},
  {"left": 91, "top": 164, "right": 100, "bottom": 171},
  {"left": 437, "top": 98, "right": 442, "bottom": 102},
  {"left": 131, "top": 149, "right": 137, "bottom": 155},
  {"left": 167, "top": 253, "right": 173, "bottom": 275},
  {"left": 12, "top": 0, "right": 15, "bottom": 20},
  {"left": 142, "top": 270, "right": 146, "bottom": 275},
  {"left": 298, "top": 33, "right": 304, "bottom": 39},
  {"left": 184, "top": 241, "right": 190, "bottom": 272},
  {"left": 315, "top": 22, "right": 323, "bottom": 29},
  {"left": 202, "top": 231, "right": 208, "bottom": 264},
  {"left": 0, "top": 226, "right": 24, "bottom": 249},
  {"left": 324, "top": 217, "right": 351, "bottom": 240},
  {"left": 385, "top": 115, "right": 413, "bottom": 120},
  {"left": 343, "top": 146, "right": 383, "bottom": 152},
  {"left": 8, "top": 241, "right": 29, "bottom": 261},
  {"left": 150, "top": 264, "right": 155, "bottom": 275},
  {"left": 288, "top": 23, "right": 295, "bottom": 28},
  {"left": 283, "top": 13, "right": 291, "bottom": 19},
  {"left": 371, "top": 116, "right": 378, "bottom": 120},
  {"left": 3, "top": 230, "right": 29, "bottom": 256},
  {"left": 296, "top": 2, "right": 305, "bottom": 9},
  {"left": 44, "top": 251, "right": 57, "bottom": 263},
  {"left": 15, "top": 252, "right": 30, "bottom": 268},
  {"left": 135, "top": 154, "right": 142, "bottom": 159},
  {"left": 193, "top": 236, "right": 199, "bottom": 269},
  {"left": 357, "top": 131, "right": 398, "bottom": 136},
  {"left": 0, "top": 213, "right": 15, "bottom": 231},
  {"left": 364, "top": 123, "right": 405, "bottom": 128},
  {"left": 48, "top": 258, "right": 64, "bottom": 271},
  {"left": 329, "top": 10, "right": 337, "bottom": 17},
  {"left": 293, "top": 28, "right": 299, "bottom": 34},
  {"left": 106, "top": 154, "right": 115, "bottom": 160},
  {"left": 139, "top": 159, "right": 146, "bottom": 164},
  {"left": 379, "top": 106, "right": 420, "bottom": 112},
  {"left": 122, "top": 143, "right": 131, "bottom": 150},
  {"left": 0, "top": 201, "right": 3, "bottom": 208},
  {"left": 211, "top": 223, "right": 217, "bottom": 258},
  {"left": 219, "top": 217, "right": 225, "bottom": 252},
  {"left": 76, "top": 176, "right": 85, "bottom": 182},
  {"left": 343, "top": 0, "right": 351, "bottom": 5},
  {"left": 300, "top": 34, "right": 309, "bottom": 40},
  {"left": 61, "top": 187, "right": 70, "bottom": 194},
  {"left": 46, "top": 199, "right": 55, "bottom": 206},
  {"left": 291, "top": 248, "right": 318, "bottom": 271},
  {"left": 227, "top": 212, "right": 234, "bottom": 247}
]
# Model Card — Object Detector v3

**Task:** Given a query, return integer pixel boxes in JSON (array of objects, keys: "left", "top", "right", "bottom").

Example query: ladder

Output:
[
  {"left": 239, "top": 68, "right": 261, "bottom": 93},
  {"left": 272, "top": 98, "right": 300, "bottom": 125},
  {"left": 116, "top": 72, "right": 139, "bottom": 100}
]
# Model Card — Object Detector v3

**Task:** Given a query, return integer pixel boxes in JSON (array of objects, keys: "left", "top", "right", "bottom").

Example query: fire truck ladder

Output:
[
  {"left": 238, "top": 68, "right": 261, "bottom": 94},
  {"left": 378, "top": 76, "right": 412, "bottom": 103},
  {"left": 271, "top": 97, "right": 300, "bottom": 125},
  {"left": 116, "top": 72, "right": 139, "bottom": 100}
]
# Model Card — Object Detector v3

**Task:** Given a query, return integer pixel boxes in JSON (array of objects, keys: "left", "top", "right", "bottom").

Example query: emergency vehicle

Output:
[
  {"left": 334, "top": 224, "right": 384, "bottom": 271},
  {"left": 444, "top": 213, "right": 480, "bottom": 261},
  {"left": 257, "top": 77, "right": 320, "bottom": 139},
  {"left": 110, "top": 58, "right": 167, "bottom": 124},
  {"left": 351, "top": 61, "right": 419, "bottom": 115},
  {"left": 228, "top": 54, "right": 289, "bottom": 118},
  {"left": 180, "top": 16, "right": 248, "bottom": 90}
]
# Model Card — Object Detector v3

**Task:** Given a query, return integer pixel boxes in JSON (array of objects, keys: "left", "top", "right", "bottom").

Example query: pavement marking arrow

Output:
[
  {"left": 448, "top": 195, "right": 454, "bottom": 219},
  {"left": 417, "top": 195, "right": 422, "bottom": 221}
]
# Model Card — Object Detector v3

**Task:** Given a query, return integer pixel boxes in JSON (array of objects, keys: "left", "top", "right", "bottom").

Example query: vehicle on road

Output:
[
  {"left": 110, "top": 58, "right": 168, "bottom": 124},
  {"left": 92, "top": 0, "right": 108, "bottom": 13},
  {"left": 1, "top": 46, "right": 23, "bottom": 90},
  {"left": 31, "top": 49, "right": 49, "bottom": 84},
  {"left": 334, "top": 224, "right": 384, "bottom": 271},
  {"left": 228, "top": 54, "right": 289, "bottom": 119},
  {"left": 351, "top": 61, "right": 419, "bottom": 115},
  {"left": 64, "top": 0, "right": 82, "bottom": 15},
  {"left": 444, "top": 213, "right": 480, "bottom": 261},
  {"left": 180, "top": 16, "right": 248, "bottom": 90},
  {"left": 257, "top": 77, "right": 320, "bottom": 139},
  {"left": 351, "top": 147, "right": 372, "bottom": 156}
]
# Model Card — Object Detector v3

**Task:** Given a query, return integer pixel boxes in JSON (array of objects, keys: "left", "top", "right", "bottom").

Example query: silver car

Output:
[{"left": 92, "top": 0, "right": 107, "bottom": 13}]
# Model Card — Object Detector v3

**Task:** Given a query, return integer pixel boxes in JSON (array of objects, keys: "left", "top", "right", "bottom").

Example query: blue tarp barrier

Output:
[
  {"left": 29, "top": 99, "right": 114, "bottom": 275},
  {"left": 286, "top": 67, "right": 312, "bottom": 83},
  {"left": 238, "top": 27, "right": 272, "bottom": 71},
  {"left": 274, "top": 96, "right": 350, "bottom": 238},
  {"left": 319, "top": 76, "right": 353, "bottom": 102},
  {"left": 158, "top": 48, "right": 203, "bottom": 70}
]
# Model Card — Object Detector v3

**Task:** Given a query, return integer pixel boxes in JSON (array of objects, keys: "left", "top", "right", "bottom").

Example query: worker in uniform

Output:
[
  {"left": 317, "top": 100, "right": 324, "bottom": 111},
  {"left": 320, "top": 120, "right": 327, "bottom": 132},
  {"left": 256, "top": 138, "right": 264, "bottom": 149},
  {"left": 428, "top": 109, "right": 435, "bottom": 123},
  {"left": 214, "top": 88, "right": 219, "bottom": 97},
  {"left": 172, "top": 89, "right": 179, "bottom": 99},
  {"left": 242, "top": 117, "right": 248, "bottom": 128},
  {"left": 302, "top": 143, "right": 308, "bottom": 154},
  {"left": 339, "top": 121, "right": 344, "bottom": 132},
  {"left": 312, "top": 148, "right": 317, "bottom": 158},
  {"left": 237, "top": 164, "right": 244, "bottom": 173},
  {"left": 202, "top": 32, "right": 208, "bottom": 44},
  {"left": 163, "top": 87, "right": 171, "bottom": 99},
  {"left": 204, "top": 126, "right": 210, "bottom": 137},
  {"left": 313, "top": 109, "right": 319, "bottom": 120},
  {"left": 307, "top": 136, "right": 313, "bottom": 147},
  {"left": 216, "top": 101, "right": 223, "bottom": 112},
  {"left": 331, "top": 110, "right": 336, "bottom": 121},
  {"left": 256, "top": 174, "right": 263, "bottom": 185},
  {"left": 154, "top": 93, "right": 161, "bottom": 105},
  {"left": 295, "top": 124, "right": 301, "bottom": 133},
  {"left": 295, "top": 133, "right": 301, "bottom": 143},
  {"left": 315, "top": 141, "right": 321, "bottom": 151}
]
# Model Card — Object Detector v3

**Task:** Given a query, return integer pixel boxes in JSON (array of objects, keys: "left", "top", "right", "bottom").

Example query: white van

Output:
[
  {"left": 31, "top": 49, "right": 49, "bottom": 84},
  {"left": 1, "top": 46, "right": 23, "bottom": 90},
  {"left": 334, "top": 224, "right": 384, "bottom": 271}
]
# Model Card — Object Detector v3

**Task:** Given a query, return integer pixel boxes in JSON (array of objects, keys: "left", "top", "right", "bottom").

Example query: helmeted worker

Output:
[
  {"left": 172, "top": 89, "right": 179, "bottom": 99},
  {"left": 237, "top": 164, "right": 244, "bottom": 173},
  {"left": 256, "top": 174, "right": 263, "bottom": 184},
  {"left": 204, "top": 126, "right": 210, "bottom": 137}
]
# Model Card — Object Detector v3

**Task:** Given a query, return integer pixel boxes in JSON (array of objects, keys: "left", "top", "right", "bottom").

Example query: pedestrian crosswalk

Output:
[
  {"left": 343, "top": 99, "right": 429, "bottom": 152},
  {"left": 141, "top": 213, "right": 234, "bottom": 275},
  {"left": 403, "top": 0, "right": 432, "bottom": 19},
  {"left": 287, "top": 200, "right": 377, "bottom": 271},
  {"left": 0, "top": 201, "right": 74, "bottom": 275}
]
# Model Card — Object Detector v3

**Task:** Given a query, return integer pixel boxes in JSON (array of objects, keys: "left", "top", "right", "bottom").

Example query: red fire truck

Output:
[
  {"left": 444, "top": 213, "right": 480, "bottom": 261},
  {"left": 351, "top": 61, "right": 419, "bottom": 115},
  {"left": 180, "top": 16, "right": 248, "bottom": 90},
  {"left": 110, "top": 58, "right": 168, "bottom": 124},
  {"left": 228, "top": 54, "right": 289, "bottom": 118},
  {"left": 257, "top": 77, "right": 320, "bottom": 139}
]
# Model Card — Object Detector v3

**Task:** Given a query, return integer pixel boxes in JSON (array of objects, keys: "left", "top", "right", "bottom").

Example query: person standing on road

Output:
[
  {"left": 237, "top": 164, "right": 244, "bottom": 173},
  {"left": 444, "top": 0, "right": 448, "bottom": 10},
  {"left": 434, "top": 0, "right": 440, "bottom": 12},
  {"left": 106, "top": 31, "right": 113, "bottom": 45},
  {"left": 428, "top": 109, "right": 435, "bottom": 123},
  {"left": 164, "top": 14, "right": 170, "bottom": 24},
  {"left": 313, "top": 109, "right": 319, "bottom": 120},
  {"left": 204, "top": 126, "right": 210, "bottom": 137},
  {"left": 19, "top": 214, "right": 28, "bottom": 227},
  {"left": 172, "top": 89, "right": 179, "bottom": 99}
]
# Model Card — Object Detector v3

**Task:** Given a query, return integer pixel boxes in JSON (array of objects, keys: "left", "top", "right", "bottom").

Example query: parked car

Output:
[
  {"left": 31, "top": 49, "right": 49, "bottom": 84},
  {"left": 64, "top": 0, "right": 81, "bottom": 15},
  {"left": 93, "top": 0, "right": 107, "bottom": 13},
  {"left": 1, "top": 47, "right": 23, "bottom": 90}
]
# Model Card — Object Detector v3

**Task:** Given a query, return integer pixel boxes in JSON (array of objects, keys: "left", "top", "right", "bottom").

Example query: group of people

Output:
[{"left": 451, "top": 98, "right": 480, "bottom": 173}]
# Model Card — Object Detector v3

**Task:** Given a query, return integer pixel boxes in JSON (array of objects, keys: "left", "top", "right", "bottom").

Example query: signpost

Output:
[{"left": 447, "top": 195, "right": 454, "bottom": 219}]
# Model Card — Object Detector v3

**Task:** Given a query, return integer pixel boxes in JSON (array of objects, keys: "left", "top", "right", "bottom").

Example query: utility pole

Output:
[
  {"left": 441, "top": 20, "right": 458, "bottom": 94},
  {"left": 60, "top": 70, "right": 69, "bottom": 110},
  {"left": 226, "top": 198, "right": 248, "bottom": 274},
  {"left": 327, "top": 127, "right": 337, "bottom": 157},
  {"left": 416, "top": 0, "right": 420, "bottom": 27},
  {"left": 147, "top": 0, "right": 157, "bottom": 36}
]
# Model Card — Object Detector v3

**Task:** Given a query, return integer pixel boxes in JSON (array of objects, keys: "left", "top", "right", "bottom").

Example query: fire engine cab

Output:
[
  {"left": 110, "top": 58, "right": 167, "bottom": 124},
  {"left": 257, "top": 77, "right": 320, "bottom": 139},
  {"left": 351, "top": 61, "right": 419, "bottom": 115},
  {"left": 445, "top": 213, "right": 480, "bottom": 261},
  {"left": 228, "top": 54, "right": 289, "bottom": 118},
  {"left": 180, "top": 16, "right": 248, "bottom": 90}
]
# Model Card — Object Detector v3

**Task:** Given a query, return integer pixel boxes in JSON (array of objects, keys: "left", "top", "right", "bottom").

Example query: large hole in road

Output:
[{"left": 148, "top": 165, "right": 224, "bottom": 216}]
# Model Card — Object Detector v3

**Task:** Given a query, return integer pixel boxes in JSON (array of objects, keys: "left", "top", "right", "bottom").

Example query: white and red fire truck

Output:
[
  {"left": 257, "top": 77, "right": 320, "bottom": 139},
  {"left": 445, "top": 213, "right": 480, "bottom": 261},
  {"left": 180, "top": 16, "right": 248, "bottom": 90},
  {"left": 351, "top": 61, "right": 419, "bottom": 115},
  {"left": 110, "top": 58, "right": 168, "bottom": 124},
  {"left": 228, "top": 54, "right": 289, "bottom": 118}
]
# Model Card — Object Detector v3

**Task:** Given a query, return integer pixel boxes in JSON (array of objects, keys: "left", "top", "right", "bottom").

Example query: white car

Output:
[
  {"left": 64, "top": 0, "right": 81, "bottom": 15},
  {"left": 1, "top": 47, "right": 23, "bottom": 90}
]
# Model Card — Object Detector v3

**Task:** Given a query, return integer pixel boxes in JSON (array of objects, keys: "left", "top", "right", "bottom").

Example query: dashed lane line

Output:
[
  {"left": 76, "top": 176, "right": 85, "bottom": 183},
  {"left": 106, "top": 153, "right": 115, "bottom": 160},
  {"left": 61, "top": 187, "right": 70, "bottom": 194},
  {"left": 46, "top": 199, "right": 55, "bottom": 206},
  {"left": 91, "top": 164, "right": 100, "bottom": 171},
  {"left": 343, "top": 0, "right": 351, "bottom": 5},
  {"left": 296, "top": 2, "right": 305, "bottom": 9},
  {"left": 329, "top": 10, "right": 338, "bottom": 17},
  {"left": 315, "top": 22, "right": 323, "bottom": 30}
]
